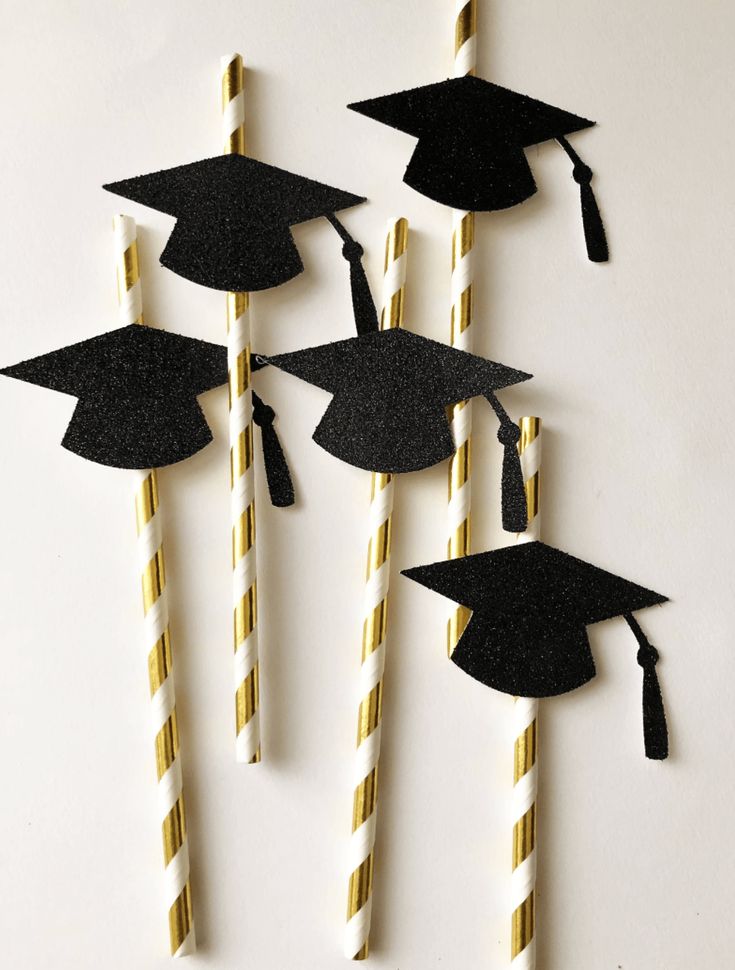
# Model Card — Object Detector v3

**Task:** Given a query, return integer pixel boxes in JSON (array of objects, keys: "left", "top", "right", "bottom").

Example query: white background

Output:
[{"left": 0, "top": 1, "right": 733, "bottom": 967}]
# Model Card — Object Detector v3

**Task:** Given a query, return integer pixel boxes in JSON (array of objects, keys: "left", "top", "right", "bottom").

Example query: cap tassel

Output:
[
  {"left": 557, "top": 136, "right": 609, "bottom": 263},
  {"left": 252, "top": 391, "right": 295, "bottom": 508},
  {"left": 326, "top": 214, "right": 379, "bottom": 336},
  {"left": 483, "top": 392, "right": 527, "bottom": 533},
  {"left": 624, "top": 612, "right": 669, "bottom": 760}
]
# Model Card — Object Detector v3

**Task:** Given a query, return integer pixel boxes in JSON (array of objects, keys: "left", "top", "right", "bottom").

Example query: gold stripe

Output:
[
  {"left": 455, "top": 0, "right": 477, "bottom": 56},
  {"left": 362, "top": 600, "right": 388, "bottom": 656},
  {"left": 451, "top": 212, "right": 475, "bottom": 266},
  {"left": 351, "top": 767, "right": 379, "bottom": 831},
  {"left": 512, "top": 805, "right": 536, "bottom": 868},
  {"left": 232, "top": 503, "right": 256, "bottom": 564},
  {"left": 514, "top": 719, "right": 537, "bottom": 783},
  {"left": 234, "top": 583, "right": 257, "bottom": 645},
  {"left": 230, "top": 427, "right": 254, "bottom": 487},
  {"left": 380, "top": 217, "right": 408, "bottom": 332},
  {"left": 518, "top": 417, "right": 541, "bottom": 525},
  {"left": 356, "top": 683, "right": 383, "bottom": 744},
  {"left": 135, "top": 470, "right": 158, "bottom": 531},
  {"left": 235, "top": 668, "right": 260, "bottom": 728},
  {"left": 511, "top": 894, "right": 535, "bottom": 958},
  {"left": 169, "top": 884, "right": 194, "bottom": 955},
  {"left": 114, "top": 221, "right": 144, "bottom": 324},
  {"left": 518, "top": 416, "right": 540, "bottom": 454},
  {"left": 222, "top": 55, "right": 246, "bottom": 156},
  {"left": 154, "top": 713, "right": 180, "bottom": 780},
  {"left": 148, "top": 631, "right": 172, "bottom": 696},
  {"left": 141, "top": 549, "right": 165, "bottom": 613},
  {"left": 162, "top": 796, "right": 187, "bottom": 865}
]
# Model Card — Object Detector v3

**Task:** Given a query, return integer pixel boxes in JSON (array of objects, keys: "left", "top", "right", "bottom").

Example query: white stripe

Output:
[
  {"left": 451, "top": 249, "right": 474, "bottom": 304},
  {"left": 513, "top": 697, "right": 538, "bottom": 735},
  {"left": 164, "top": 841, "right": 191, "bottom": 906},
  {"left": 142, "top": 591, "right": 169, "bottom": 649},
  {"left": 448, "top": 480, "right": 471, "bottom": 533},
  {"left": 222, "top": 90, "right": 245, "bottom": 139},
  {"left": 234, "top": 631, "right": 259, "bottom": 687},
  {"left": 353, "top": 725, "right": 382, "bottom": 785},
  {"left": 511, "top": 852, "right": 537, "bottom": 909},
  {"left": 158, "top": 760, "right": 183, "bottom": 820},
  {"left": 235, "top": 712, "right": 261, "bottom": 763},
  {"left": 348, "top": 814, "right": 377, "bottom": 872},
  {"left": 512, "top": 764, "right": 538, "bottom": 820},
  {"left": 344, "top": 896, "right": 372, "bottom": 959},
  {"left": 112, "top": 214, "right": 137, "bottom": 253},
  {"left": 150, "top": 676, "right": 176, "bottom": 736},
  {"left": 232, "top": 547, "right": 257, "bottom": 602},
  {"left": 453, "top": 36, "right": 477, "bottom": 78},
  {"left": 357, "top": 642, "right": 386, "bottom": 699},
  {"left": 381, "top": 250, "right": 407, "bottom": 305},
  {"left": 511, "top": 937, "right": 536, "bottom": 969},
  {"left": 172, "top": 927, "right": 196, "bottom": 958},
  {"left": 367, "top": 480, "right": 394, "bottom": 533},
  {"left": 449, "top": 400, "right": 472, "bottom": 446},
  {"left": 364, "top": 561, "right": 391, "bottom": 613}
]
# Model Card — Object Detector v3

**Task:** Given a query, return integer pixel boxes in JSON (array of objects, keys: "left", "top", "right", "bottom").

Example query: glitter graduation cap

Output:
[
  {"left": 103, "top": 155, "right": 379, "bottom": 334},
  {"left": 402, "top": 541, "right": 669, "bottom": 758},
  {"left": 348, "top": 76, "right": 608, "bottom": 262},
  {"left": 0, "top": 324, "right": 228, "bottom": 469},
  {"left": 265, "top": 328, "right": 532, "bottom": 532}
]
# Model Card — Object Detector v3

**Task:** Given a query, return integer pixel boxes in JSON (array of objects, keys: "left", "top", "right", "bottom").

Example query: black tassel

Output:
[
  {"left": 625, "top": 613, "right": 669, "bottom": 760},
  {"left": 484, "top": 393, "right": 528, "bottom": 533},
  {"left": 326, "top": 214, "right": 379, "bottom": 336},
  {"left": 251, "top": 391, "right": 295, "bottom": 508},
  {"left": 557, "top": 136, "right": 609, "bottom": 263}
]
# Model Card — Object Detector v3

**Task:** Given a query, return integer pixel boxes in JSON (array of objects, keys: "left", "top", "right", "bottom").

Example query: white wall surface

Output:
[{"left": 0, "top": 1, "right": 733, "bottom": 967}]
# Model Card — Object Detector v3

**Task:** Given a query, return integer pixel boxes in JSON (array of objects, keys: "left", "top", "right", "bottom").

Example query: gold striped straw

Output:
[
  {"left": 447, "top": 0, "right": 477, "bottom": 656},
  {"left": 113, "top": 214, "right": 195, "bottom": 956},
  {"left": 221, "top": 53, "right": 261, "bottom": 764},
  {"left": 345, "top": 217, "right": 409, "bottom": 961},
  {"left": 511, "top": 416, "right": 542, "bottom": 970}
]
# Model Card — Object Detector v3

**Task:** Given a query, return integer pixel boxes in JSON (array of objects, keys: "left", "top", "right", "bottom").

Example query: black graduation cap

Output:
[
  {"left": 348, "top": 76, "right": 608, "bottom": 262},
  {"left": 402, "top": 541, "right": 669, "bottom": 759},
  {"left": 0, "top": 324, "right": 227, "bottom": 469},
  {"left": 103, "top": 155, "right": 379, "bottom": 333},
  {"left": 265, "top": 328, "right": 532, "bottom": 531}
]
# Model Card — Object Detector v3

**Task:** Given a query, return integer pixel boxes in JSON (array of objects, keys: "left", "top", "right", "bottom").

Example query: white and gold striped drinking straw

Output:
[
  {"left": 447, "top": 0, "right": 477, "bottom": 656},
  {"left": 113, "top": 214, "right": 195, "bottom": 957},
  {"left": 221, "top": 53, "right": 261, "bottom": 764},
  {"left": 345, "top": 217, "right": 409, "bottom": 961},
  {"left": 511, "top": 416, "right": 541, "bottom": 970}
]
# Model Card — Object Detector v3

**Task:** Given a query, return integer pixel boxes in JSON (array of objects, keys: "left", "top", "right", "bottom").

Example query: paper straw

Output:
[
  {"left": 221, "top": 53, "right": 261, "bottom": 764},
  {"left": 511, "top": 416, "right": 541, "bottom": 970},
  {"left": 447, "top": 0, "right": 477, "bottom": 656},
  {"left": 345, "top": 217, "right": 409, "bottom": 961},
  {"left": 113, "top": 214, "right": 195, "bottom": 957}
]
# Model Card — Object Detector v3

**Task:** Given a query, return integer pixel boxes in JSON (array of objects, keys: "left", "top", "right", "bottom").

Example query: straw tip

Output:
[{"left": 221, "top": 52, "right": 243, "bottom": 70}]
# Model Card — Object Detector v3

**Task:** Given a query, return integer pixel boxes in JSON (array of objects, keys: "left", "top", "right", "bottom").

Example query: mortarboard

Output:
[
  {"left": 0, "top": 324, "right": 228, "bottom": 469},
  {"left": 265, "top": 328, "right": 532, "bottom": 531},
  {"left": 402, "top": 540, "right": 669, "bottom": 759},
  {"left": 348, "top": 76, "right": 608, "bottom": 262},
  {"left": 103, "top": 155, "right": 379, "bottom": 334}
]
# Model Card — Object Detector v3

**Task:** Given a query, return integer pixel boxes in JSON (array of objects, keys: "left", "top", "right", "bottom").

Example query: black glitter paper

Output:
[
  {"left": 103, "top": 155, "right": 367, "bottom": 292},
  {"left": 402, "top": 541, "right": 669, "bottom": 758},
  {"left": 252, "top": 391, "right": 295, "bottom": 508},
  {"left": 266, "top": 328, "right": 531, "bottom": 474},
  {"left": 348, "top": 76, "right": 608, "bottom": 262},
  {"left": 0, "top": 324, "right": 227, "bottom": 469}
]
